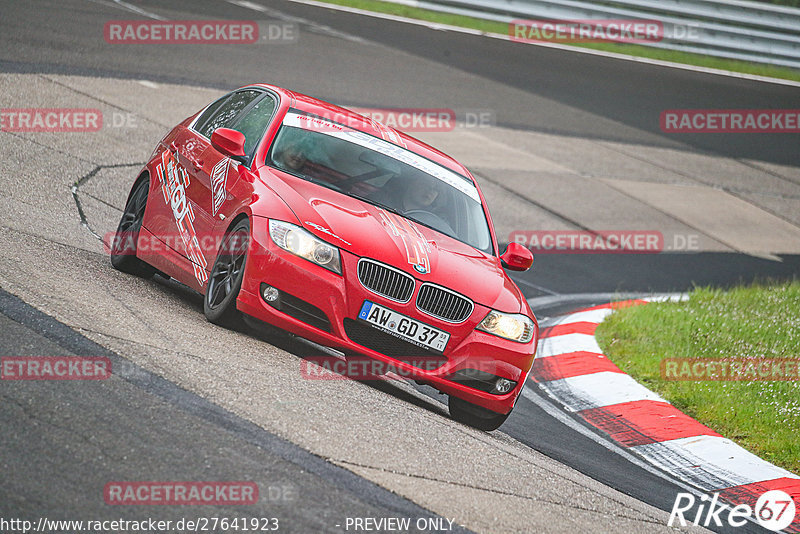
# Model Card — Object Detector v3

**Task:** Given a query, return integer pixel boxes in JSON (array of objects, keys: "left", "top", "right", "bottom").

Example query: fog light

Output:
[
  {"left": 262, "top": 285, "right": 279, "bottom": 302},
  {"left": 494, "top": 378, "right": 514, "bottom": 394}
]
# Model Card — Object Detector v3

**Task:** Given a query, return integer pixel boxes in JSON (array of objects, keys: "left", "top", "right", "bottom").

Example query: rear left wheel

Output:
[
  {"left": 110, "top": 177, "right": 156, "bottom": 278},
  {"left": 204, "top": 219, "right": 250, "bottom": 328}
]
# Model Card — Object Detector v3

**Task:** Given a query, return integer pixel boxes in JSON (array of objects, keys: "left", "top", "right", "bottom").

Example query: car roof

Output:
[{"left": 246, "top": 83, "right": 473, "bottom": 179}]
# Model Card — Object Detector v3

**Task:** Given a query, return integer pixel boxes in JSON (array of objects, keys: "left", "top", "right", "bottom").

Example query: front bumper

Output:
[{"left": 236, "top": 217, "right": 537, "bottom": 415}]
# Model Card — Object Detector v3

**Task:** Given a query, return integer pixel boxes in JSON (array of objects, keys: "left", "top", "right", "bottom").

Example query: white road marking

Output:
[
  {"left": 86, "top": 0, "right": 167, "bottom": 20},
  {"left": 632, "top": 435, "right": 800, "bottom": 490},
  {"left": 224, "top": 0, "right": 366, "bottom": 43},
  {"left": 537, "top": 332, "right": 601, "bottom": 358},
  {"left": 111, "top": 0, "right": 165, "bottom": 19},
  {"left": 540, "top": 371, "right": 669, "bottom": 411},
  {"left": 513, "top": 277, "right": 560, "bottom": 296},
  {"left": 533, "top": 294, "right": 797, "bottom": 509},
  {"left": 522, "top": 385, "right": 765, "bottom": 530},
  {"left": 528, "top": 292, "right": 686, "bottom": 311},
  {"left": 231, "top": 0, "right": 271, "bottom": 10},
  {"left": 547, "top": 307, "right": 615, "bottom": 327},
  {"left": 521, "top": 385, "right": 716, "bottom": 500},
  {"left": 643, "top": 294, "right": 689, "bottom": 303}
]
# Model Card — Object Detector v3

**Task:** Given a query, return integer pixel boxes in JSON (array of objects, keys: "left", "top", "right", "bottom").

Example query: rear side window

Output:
[
  {"left": 192, "top": 96, "right": 228, "bottom": 136},
  {"left": 195, "top": 90, "right": 261, "bottom": 139}
]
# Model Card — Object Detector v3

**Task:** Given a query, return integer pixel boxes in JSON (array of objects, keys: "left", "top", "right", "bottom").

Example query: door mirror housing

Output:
[
  {"left": 500, "top": 242, "right": 533, "bottom": 272},
  {"left": 211, "top": 128, "right": 246, "bottom": 160}
]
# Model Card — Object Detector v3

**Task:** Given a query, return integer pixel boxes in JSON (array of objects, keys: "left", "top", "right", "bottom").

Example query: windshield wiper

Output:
[
  {"left": 346, "top": 192, "right": 404, "bottom": 217},
  {"left": 348, "top": 193, "right": 460, "bottom": 241},
  {"left": 403, "top": 214, "right": 458, "bottom": 241}
]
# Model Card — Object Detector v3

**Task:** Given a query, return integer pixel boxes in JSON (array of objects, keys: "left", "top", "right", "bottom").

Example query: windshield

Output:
[{"left": 267, "top": 111, "right": 493, "bottom": 253}]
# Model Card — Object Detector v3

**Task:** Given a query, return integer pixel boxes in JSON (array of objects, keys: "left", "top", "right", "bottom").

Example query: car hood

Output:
[{"left": 262, "top": 169, "right": 524, "bottom": 313}]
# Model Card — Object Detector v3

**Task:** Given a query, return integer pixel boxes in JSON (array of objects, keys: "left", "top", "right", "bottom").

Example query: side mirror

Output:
[
  {"left": 500, "top": 242, "right": 533, "bottom": 272},
  {"left": 211, "top": 128, "right": 246, "bottom": 159}
]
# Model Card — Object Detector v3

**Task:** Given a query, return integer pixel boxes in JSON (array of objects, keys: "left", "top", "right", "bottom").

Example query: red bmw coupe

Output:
[{"left": 111, "top": 84, "right": 537, "bottom": 430}]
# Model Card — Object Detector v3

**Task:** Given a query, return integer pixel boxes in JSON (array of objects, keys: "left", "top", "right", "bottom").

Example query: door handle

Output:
[
  {"left": 169, "top": 141, "right": 178, "bottom": 152},
  {"left": 191, "top": 158, "right": 204, "bottom": 171}
]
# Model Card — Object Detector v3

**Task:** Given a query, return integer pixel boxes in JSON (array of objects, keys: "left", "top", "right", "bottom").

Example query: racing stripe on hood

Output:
[{"left": 379, "top": 209, "right": 430, "bottom": 274}]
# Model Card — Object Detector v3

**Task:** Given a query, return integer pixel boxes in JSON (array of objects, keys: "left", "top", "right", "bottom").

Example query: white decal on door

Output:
[{"left": 210, "top": 158, "right": 229, "bottom": 216}]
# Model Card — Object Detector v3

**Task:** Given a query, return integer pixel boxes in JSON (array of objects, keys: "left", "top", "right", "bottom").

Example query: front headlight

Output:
[
  {"left": 477, "top": 310, "right": 535, "bottom": 343},
  {"left": 269, "top": 220, "right": 342, "bottom": 274}
]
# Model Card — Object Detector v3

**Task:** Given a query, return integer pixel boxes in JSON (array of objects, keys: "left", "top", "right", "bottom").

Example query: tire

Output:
[
  {"left": 110, "top": 177, "right": 156, "bottom": 278},
  {"left": 448, "top": 396, "right": 510, "bottom": 431},
  {"left": 242, "top": 314, "right": 293, "bottom": 342},
  {"left": 204, "top": 219, "right": 250, "bottom": 327}
]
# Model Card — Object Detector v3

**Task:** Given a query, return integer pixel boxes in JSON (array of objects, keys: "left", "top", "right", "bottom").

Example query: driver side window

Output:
[{"left": 230, "top": 95, "right": 277, "bottom": 158}]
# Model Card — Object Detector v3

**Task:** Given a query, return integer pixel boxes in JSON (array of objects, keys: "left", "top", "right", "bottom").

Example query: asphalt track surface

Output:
[
  {"left": 1, "top": 0, "right": 799, "bottom": 533},
  {"left": 0, "top": 289, "right": 467, "bottom": 533}
]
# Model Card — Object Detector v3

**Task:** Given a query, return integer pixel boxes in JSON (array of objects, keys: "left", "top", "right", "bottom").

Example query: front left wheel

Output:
[
  {"left": 204, "top": 219, "right": 250, "bottom": 327},
  {"left": 448, "top": 396, "right": 510, "bottom": 431}
]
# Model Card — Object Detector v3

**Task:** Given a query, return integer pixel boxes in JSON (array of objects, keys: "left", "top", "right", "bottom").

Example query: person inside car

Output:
[
  {"left": 273, "top": 135, "right": 312, "bottom": 172},
  {"left": 370, "top": 171, "right": 442, "bottom": 214},
  {"left": 401, "top": 173, "right": 442, "bottom": 212}
]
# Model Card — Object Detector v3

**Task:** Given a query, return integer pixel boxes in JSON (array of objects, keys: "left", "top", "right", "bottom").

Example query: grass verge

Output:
[
  {"left": 310, "top": 0, "right": 800, "bottom": 82},
  {"left": 595, "top": 281, "right": 800, "bottom": 474}
]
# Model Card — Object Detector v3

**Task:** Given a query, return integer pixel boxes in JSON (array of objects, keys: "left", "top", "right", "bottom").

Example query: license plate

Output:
[{"left": 358, "top": 301, "right": 450, "bottom": 353}]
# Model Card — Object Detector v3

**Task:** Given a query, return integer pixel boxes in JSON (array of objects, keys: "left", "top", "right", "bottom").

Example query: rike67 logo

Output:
[{"left": 669, "top": 490, "right": 796, "bottom": 531}]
